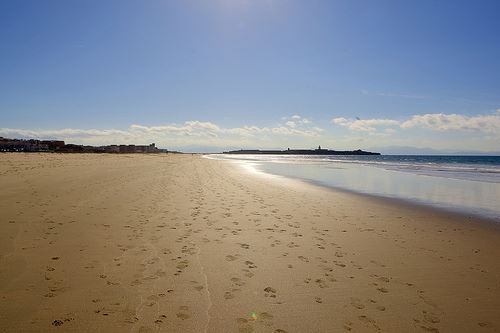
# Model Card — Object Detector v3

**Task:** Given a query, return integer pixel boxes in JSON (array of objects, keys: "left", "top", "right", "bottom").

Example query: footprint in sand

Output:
[
  {"left": 369, "top": 260, "right": 386, "bottom": 268},
  {"left": 124, "top": 315, "right": 139, "bottom": 324},
  {"left": 298, "top": 256, "right": 309, "bottom": 263},
  {"left": 264, "top": 286, "right": 277, "bottom": 298},
  {"left": 260, "top": 311, "right": 274, "bottom": 319},
  {"left": 138, "top": 326, "right": 155, "bottom": 333},
  {"left": 245, "top": 261, "right": 257, "bottom": 269},
  {"left": 242, "top": 269, "right": 254, "bottom": 278},
  {"left": 422, "top": 311, "right": 441, "bottom": 324},
  {"left": 358, "top": 315, "right": 380, "bottom": 331},
  {"left": 52, "top": 316, "right": 74, "bottom": 327},
  {"left": 237, "top": 322, "right": 255, "bottom": 333},
  {"left": 231, "top": 277, "right": 245, "bottom": 287},
  {"left": 176, "top": 307, "right": 191, "bottom": 320},
  {"left": 377, "top": 287, "right": 389, "bottom": 293},
  {"left": 175, "top": 260, "right": 189, "bottom": 274},
  {"left": 147, "top": 295, "right": 158, "bottom": 302},
  {"left": 344, "top": 321, "right": 354, "bottom": 331},
  {"left": 419, "top": 325, "right": 439, "bottom": 332},
  {"left": 315, "top": 279, "right": 328, "bottom": 289},
  {"left": 52, "top": 320, "right": 64, "bottom": 326},
  {"left": 377, "top": 276, "right": 390, "bottom": 283},
  {"left": 350, "top": 298, "right": 365, "bottom": 309},
  {"left": 224, "top": 291, "right": 236, "bottom": 299},
  {"left": 130, "top": 279, "right": 142, "bottom": 286}
]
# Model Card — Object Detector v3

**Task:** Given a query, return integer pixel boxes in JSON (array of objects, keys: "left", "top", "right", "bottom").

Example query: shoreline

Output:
[
  {"left": 278, "top": 173, "right": 500, "bottom": 226},
  {"left": 2, "top": 153, "right": 500, "bottom": 332},
  {"left": 226, "top": 156, "right": 500, "bottom": 231},
  {"left": 211, "top": 154, "right": 500, "bottom": 223}
]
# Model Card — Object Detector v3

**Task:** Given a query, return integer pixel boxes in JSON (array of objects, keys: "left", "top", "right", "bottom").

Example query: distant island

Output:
[
  {"left": 224, "top": 146, "right": 380, "bottom": 155},
  {"left": 0, "top": 137, "right": 170, "bottom": 153}
]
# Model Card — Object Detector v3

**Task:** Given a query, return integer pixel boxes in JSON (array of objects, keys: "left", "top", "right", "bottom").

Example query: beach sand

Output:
[{"left": 1, "top": 153, "right": 500, "bottom": 333}]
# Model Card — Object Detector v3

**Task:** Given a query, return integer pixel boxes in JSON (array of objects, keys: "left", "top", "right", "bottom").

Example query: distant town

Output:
[{"left": 0, "top": 137, "right": 170, "bottom": 153}]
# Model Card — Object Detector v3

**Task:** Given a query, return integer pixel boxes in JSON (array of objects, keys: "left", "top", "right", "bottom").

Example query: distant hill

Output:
[
  {"left": 223, "top": 148, "right": 380, "bottom": 155},
  {"left": 368, "top": 146, "right": 500, "bottom": 156}
]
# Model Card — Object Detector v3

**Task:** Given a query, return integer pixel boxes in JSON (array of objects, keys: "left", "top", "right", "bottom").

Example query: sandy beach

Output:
[{"left": 1, "top": 153, "right": 500, "bottom": 333}]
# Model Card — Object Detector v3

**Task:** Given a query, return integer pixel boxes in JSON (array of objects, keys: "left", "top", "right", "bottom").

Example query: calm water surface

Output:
[{"left": 207, "top": 154, "right": 500, "bottom": 220}]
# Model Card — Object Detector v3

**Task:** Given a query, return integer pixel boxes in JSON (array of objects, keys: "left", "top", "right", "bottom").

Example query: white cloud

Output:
[
  {"left": 282, "top": 115, "right": 312, "bottom": 128},
  {"left": 400, "top": 113, "right": 500, "bottom": 133},
  {"left": 331, "top": 117, "right": 400, "bottom": 132},
  {"left": 332, "top": 117, "right": 349, "bottom": 125},
  {"left": 332, "top": 112, "right": 500, "bottom": 135},
  {"left": 130, "top": 121, "right": 223, "bottom": 137},
  {"left": 3, "top": 112, "right": 498, "bottom": 152},
  {"left": 0, "top": 119, "right": 324, "bottom": 148}
]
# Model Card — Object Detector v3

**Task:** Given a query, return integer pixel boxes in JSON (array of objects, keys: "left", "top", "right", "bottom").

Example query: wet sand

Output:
[{"left": 1, "top": 153, "right": 500, "bottom": 332}]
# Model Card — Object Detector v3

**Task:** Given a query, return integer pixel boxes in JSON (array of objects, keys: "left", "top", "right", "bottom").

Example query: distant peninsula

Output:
[{"left": 224, "top": 146, "right": 380, "bottom": 155}]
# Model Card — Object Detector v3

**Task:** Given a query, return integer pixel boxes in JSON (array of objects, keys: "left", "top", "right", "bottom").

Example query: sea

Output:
[{"left": 207, "top": 154, "right": 500, "bottom": 221}]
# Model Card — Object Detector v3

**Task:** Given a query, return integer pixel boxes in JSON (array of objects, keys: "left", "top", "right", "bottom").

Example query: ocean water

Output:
[{"left": 207, "top": 154, "right": 500, "bottom": 221}]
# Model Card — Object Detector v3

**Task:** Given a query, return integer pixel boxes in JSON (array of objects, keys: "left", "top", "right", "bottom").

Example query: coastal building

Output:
[
  {"left": 0, "top": 137, "right": 65, "bottom": 152},
  {"left": 103, "top": 145, "right": 120, "bottom": 153},
  {"left": 1, "top": 137, "right": 166, "bottom": 154}
]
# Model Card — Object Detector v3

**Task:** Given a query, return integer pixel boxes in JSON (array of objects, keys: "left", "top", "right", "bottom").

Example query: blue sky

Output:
[{"left": 1, "top": 0, "right": 499, "bottom": 152}]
